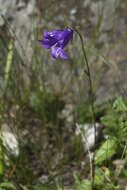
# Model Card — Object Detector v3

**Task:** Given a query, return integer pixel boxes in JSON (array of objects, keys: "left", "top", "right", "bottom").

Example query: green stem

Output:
[
  {"left": 0, "top": 131, "right": 4, "bottom": 179},
  {"left": 74, "top": 27, "right": 96, "bottom": 189}
]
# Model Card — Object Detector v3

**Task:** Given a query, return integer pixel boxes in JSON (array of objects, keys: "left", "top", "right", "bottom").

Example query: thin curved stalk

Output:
[{"left": 74, "top": 27, "right": 96, "bottom": 189}]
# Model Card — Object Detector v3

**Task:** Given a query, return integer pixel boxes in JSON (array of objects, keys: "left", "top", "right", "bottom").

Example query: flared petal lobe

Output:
[
  {"left": 51, "top": 45, "right": 68, "bottom": 59},
  {"left": 59, "top": 49, "right": 68, "bottom": 59},
  {"left": 38, "top": 38, "right": 57, "bottom": 49}
]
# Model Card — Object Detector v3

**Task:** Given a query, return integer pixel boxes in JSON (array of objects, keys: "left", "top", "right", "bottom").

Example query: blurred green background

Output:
[{"left": 0, "top": 0, "right": 127, "bottom": 189}]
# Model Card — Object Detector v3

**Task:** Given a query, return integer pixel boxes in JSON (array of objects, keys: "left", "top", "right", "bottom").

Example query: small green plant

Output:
[
  {"left": 101, "top": 96, "right": 127, "bottom": 153},
  {"left": 0, "top": 182, "right": 16, "bottom": 190}
]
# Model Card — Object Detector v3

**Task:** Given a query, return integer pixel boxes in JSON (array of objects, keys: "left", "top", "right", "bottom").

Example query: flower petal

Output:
[
  {"left": 46, "top": 30, "right": 64, "bottom": 40},
  {"left": 51, "top": 46, "right": 62, "bottom": 59},
  {"left": 43, "top": 30, "right": 48, "bottom": 38},
  {"left": 38, "top": 38, "right": 57, "bottom": 49},
  {"left": 51, "top": 45, "right": 68, "bottom": 59},
  {"left": 59, "top": 29, "right": 73, "bottom": 48},
  {"left": 59, "top": 49, "right": 68, "bottom": 59},
  {"left": 39, "top": 28, "right": 73, "bottom": 59}
]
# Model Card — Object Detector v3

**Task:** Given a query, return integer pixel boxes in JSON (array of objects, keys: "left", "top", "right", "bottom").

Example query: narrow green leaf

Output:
[
  {"left": 0, "top": 132, "right": 4, "bottom": 176},
  {"left": 4, "top": 38, "right": 13, "bottom": 92},
  {"left": 75, "top": 179, "right": 92, "bottom": 190},
  {"left": 0, "top": 182, "right": 16, "bottom": 190}
]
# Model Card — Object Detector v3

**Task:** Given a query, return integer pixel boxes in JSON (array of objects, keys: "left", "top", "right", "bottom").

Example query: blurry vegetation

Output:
[{"left": 0, "top": 0, "right": 127, "bottom": 189}]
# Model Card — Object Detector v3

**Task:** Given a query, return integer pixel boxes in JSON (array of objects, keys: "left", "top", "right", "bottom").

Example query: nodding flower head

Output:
[{"left": 38, "top": 28, "right": 73, "bottom": 59}]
